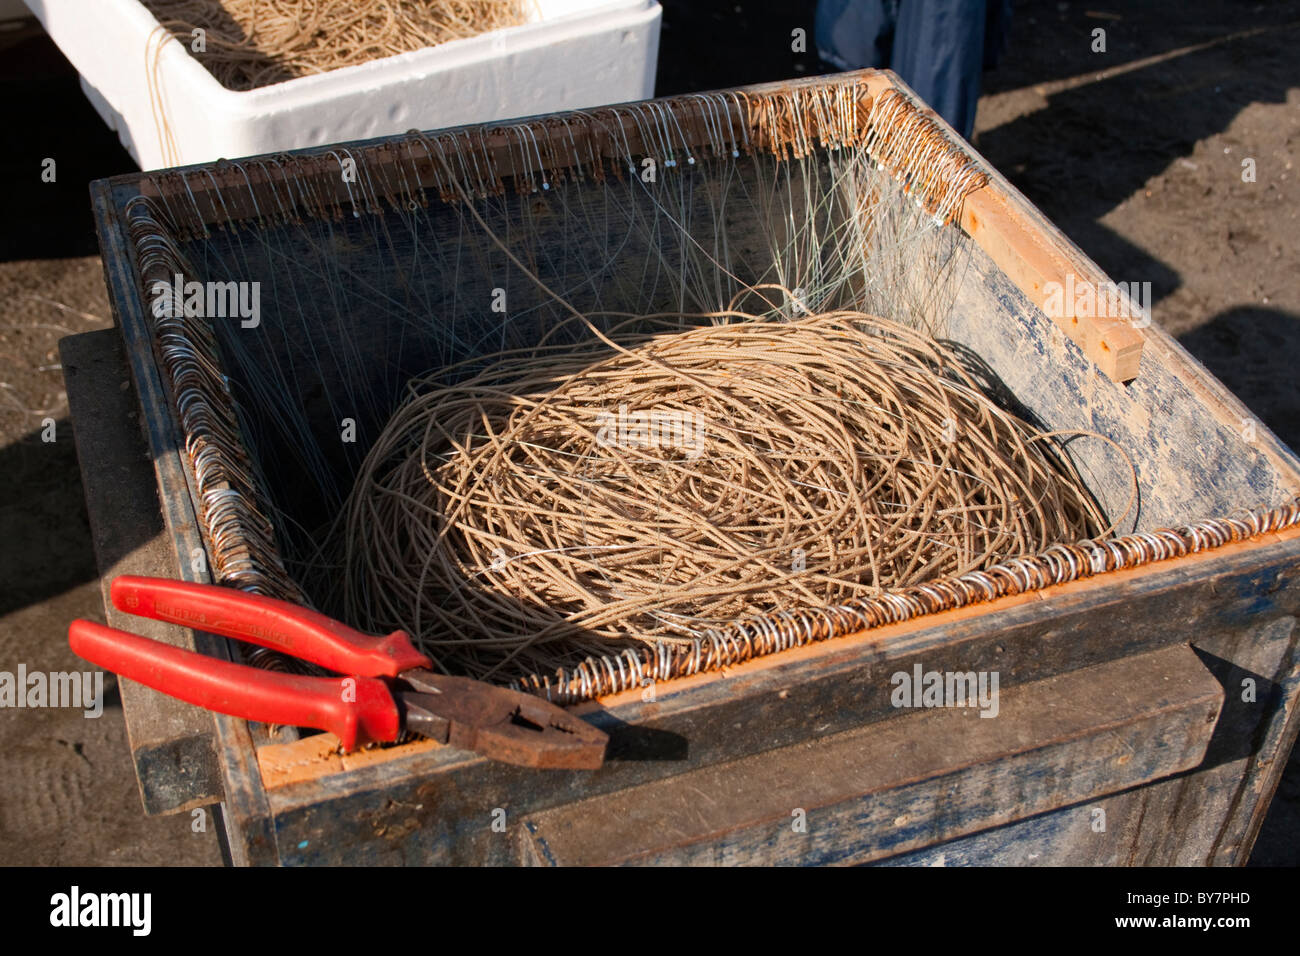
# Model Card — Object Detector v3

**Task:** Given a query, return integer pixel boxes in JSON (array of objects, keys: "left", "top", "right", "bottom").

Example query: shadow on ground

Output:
[{"left": 1179, "top": 307, "right": 1300, "bottom": 451}]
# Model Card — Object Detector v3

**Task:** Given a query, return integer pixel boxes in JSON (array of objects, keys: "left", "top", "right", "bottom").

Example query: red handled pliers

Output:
[{"left": 68, "top": 575, "right": 607, "bottom": 769}]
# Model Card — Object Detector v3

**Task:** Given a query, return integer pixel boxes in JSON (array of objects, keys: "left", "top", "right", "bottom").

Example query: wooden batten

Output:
[{"left": 960, "top": 188, "right": 1145, "bottom": 382}]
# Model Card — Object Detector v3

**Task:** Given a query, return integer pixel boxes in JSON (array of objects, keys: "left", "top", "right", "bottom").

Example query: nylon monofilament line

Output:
[{"left": 323, "top": 309, "right": 1118, "bottom": 681}]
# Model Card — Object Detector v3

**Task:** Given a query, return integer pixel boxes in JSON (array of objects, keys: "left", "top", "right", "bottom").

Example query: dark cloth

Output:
[{"left": 814, "top": 0, "right": 1012, "bottom": 139}]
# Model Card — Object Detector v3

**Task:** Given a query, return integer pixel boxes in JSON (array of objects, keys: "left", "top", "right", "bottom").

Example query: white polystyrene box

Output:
[{"left": 24, "top": 0, "right": 662, "bottom": 169}]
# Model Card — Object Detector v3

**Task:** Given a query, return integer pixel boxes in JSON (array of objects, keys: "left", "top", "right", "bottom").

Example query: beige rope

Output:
[
  {"left": 143, "top": 1, "right": 532, "bottom": 90},
  {"left": 331, "top": 310, "right": 1116, "bottom": 681}
]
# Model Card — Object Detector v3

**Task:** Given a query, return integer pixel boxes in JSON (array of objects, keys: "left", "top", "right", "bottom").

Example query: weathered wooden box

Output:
[{"left": 65, "top": 70, "right": 1300, "bottom": 865}]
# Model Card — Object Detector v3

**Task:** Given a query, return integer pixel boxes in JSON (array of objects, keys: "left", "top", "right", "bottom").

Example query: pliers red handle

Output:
[{"left": 68, "top": 576, "right": 607, "bottom": 769}]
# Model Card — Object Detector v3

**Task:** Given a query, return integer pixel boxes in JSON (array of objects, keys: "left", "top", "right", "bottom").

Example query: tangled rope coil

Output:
[
  {"left": 334, "top": 311, "right": 1113, "bottom": 681},
  {"left": 144, "top": 0, "right": 531, "bottom": 90}
]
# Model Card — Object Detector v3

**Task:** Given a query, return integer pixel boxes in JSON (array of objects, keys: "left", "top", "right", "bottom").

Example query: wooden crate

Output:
[{"left": 66, "top": 70, "right": 1300, "bottom": 865}]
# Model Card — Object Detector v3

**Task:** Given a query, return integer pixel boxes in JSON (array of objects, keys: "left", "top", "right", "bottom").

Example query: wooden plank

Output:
[
  {"left": 1234, "top": 625, "right": 1300, "bottom": 861},
  {"left": 876, "top": 613, "right": 1300, "bottom": 865},
  {"left": 1115, "top": 608, "right": 1300, "bottom": 864},
  {"left": 209, "top": 695, "right": 279, "bottom": 866},
  {"left": 515, "top": 645, "right": 1221, "bottom": 865},
  {"left": 960, "top": 187, "right": 1144, "bottom": 382},
  {"left": 60, "top": 328, "right": 223, "bottom": 815}
]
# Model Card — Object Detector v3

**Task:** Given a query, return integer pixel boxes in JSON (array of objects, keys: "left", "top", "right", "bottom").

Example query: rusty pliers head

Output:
[{"left": 397, "top": 671, "right": 607, "bottom": 770}]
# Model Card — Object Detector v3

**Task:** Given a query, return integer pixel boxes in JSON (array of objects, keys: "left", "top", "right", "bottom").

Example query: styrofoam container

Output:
[{"left": 24, "top": 0, "right": 661, "bottom": 169}]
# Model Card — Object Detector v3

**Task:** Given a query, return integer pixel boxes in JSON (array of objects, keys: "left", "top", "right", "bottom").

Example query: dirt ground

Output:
[{"left": 0, "top": 0, "right": 1296, "bottom": 865}]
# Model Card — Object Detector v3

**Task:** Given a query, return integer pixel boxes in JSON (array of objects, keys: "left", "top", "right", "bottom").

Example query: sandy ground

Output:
[{"left": 0, "top": 0, "right": 1296, "bottom": 865}]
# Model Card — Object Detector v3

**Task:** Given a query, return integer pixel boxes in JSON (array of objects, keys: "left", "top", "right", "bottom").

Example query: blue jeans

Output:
[{"left": 815, "top": 0, "right": 1012, "bottom": 139}]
